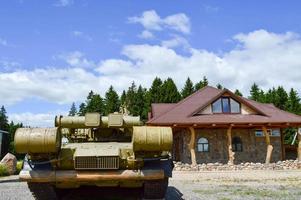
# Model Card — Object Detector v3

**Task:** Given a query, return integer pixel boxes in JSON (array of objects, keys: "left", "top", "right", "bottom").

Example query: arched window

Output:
[
  {"left": 232, "top": 137, "right": 243, "bottom": 152},
  {"left": 197, "top": 137, "right": 209, "bottom": 152}
]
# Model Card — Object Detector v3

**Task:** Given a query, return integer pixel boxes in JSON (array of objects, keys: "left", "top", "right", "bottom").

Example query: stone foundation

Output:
[{"left": 173, "top": 160, "right": 301, "bottom": 171}]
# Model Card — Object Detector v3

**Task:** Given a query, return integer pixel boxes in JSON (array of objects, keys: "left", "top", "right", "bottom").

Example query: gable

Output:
[
  {"left": 196, "top": 97, "right": 258, "bottom": 115},
  {"left": 189, "top": 90, "right": 267, "bottom": 117}
]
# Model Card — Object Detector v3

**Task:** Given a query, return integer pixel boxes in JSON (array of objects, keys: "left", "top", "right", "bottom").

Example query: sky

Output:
[{"left": 1, "top": 0, "right": 301, "bottom": 127}]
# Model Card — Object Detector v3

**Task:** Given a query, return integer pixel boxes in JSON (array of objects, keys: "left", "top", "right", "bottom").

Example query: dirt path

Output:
[{"left": 0, "top": 170, "right": 301, "bottom": 200}]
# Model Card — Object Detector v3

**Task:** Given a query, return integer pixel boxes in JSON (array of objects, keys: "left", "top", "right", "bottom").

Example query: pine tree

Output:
[
  {"left": 181, "top": 77, "right": 194, "bottom": 99},
  {"left": 68, "top": 102, "right": 77, "bottom": 116},
  {"left": 160, "top": 78, "right": 181, "bottom": 103},
  {"left": 249, "top": 83, "right": 261, "bottom": 101},
  {"left": 286, "top": 88, "right": 300, "bottom": 114},
  {"left": 234, "top": 89, "right": 243, "bottom": 97},
  {"left": 149, "top": 77, "right": 163, "bottom": 103},
  {"left": 216, "top": 83, "right": 223, "bottom": 90},
  {"left": 194, "top": 76, "right": 209, "bottom": 91},
  {"left": 85, "top": 93, "right": 104, "bottom": 114},
  {"left": 8, "top": 121, "right": 22, "bottom": 153},
  {"left": 126, "top": 82, "right": 138, "bottom": 115},
  {"left": 136, "top": 85, "right": 147, "bottom": 118},
  {"left": 265, "top": 88, "right": 277, "bottom": 104},
  {"left": 275, "top": 86, "right": 288, "bottom": 110},
  {"left": 104, "top": 86, "right": 120, "bottom": 115},
  {"left": 0, "top": 105, "right": 9, "bottom": 131},
  {"left": 78, "top": 103, "right": 86, "bottom": 116}
]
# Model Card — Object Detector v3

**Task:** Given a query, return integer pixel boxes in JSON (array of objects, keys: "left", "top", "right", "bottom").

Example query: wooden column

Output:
[
  {"left": 298, "top": 128, "right": 301, "bottom": 161},
  {"left": 263, "top": 126, "right": 273, "bottom": 164},
  {"left": 188, "top": 127, "right": 197, "bottom": 166},
  {"left": 280, "top": 128, "right": 285, "bottom": 160},
  {"left": 227, "top": 126, "right": 235, "bottom": 165}
]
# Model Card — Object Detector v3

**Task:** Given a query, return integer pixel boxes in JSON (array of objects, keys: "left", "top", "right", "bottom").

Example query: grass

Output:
[{"left": 0, "top": 164, "right": 9, "bottom": 177}]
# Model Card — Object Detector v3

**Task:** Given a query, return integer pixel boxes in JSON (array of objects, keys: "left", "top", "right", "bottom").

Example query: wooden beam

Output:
[
  {"left": 280, "top": 128, "right": 285, "bottom": 160},
  {"left": 188, "top": 127, "right": 197, "bottom": 166},
  {"left": 263, "top": 126, "right": 273, "bottom": 164},
  {"left": 227, "top": 126, "right": 235, "bottom": 165},
  {"left": 298, "top": 127, "right": 301, "bottom": 161}
]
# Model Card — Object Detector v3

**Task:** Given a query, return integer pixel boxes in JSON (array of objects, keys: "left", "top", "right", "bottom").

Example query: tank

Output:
[{"left": 15, "top": 113, "right": 173, "bottom": 199}]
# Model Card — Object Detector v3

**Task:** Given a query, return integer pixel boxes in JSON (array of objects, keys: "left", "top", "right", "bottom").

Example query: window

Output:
[
  {"left": 255, "top": 129, "right": 280, "bottom": 137},
  {"left": 212, "top": 99, "right": 222, "bottom": 113},
  {"left": 232, "top": 137, "right": 243, "bottom": 152},
  {"left": 197, "top": 137, "right": 209, "bottom": 152},
  {"left": 230, "top": 99, "right": 240, "bottom": 113},
  {"left": 212, "top": 97, "right": 241, "bottom": 113},
  {"left": 222, "top": 97, "right": 230, "bottom": 113}
]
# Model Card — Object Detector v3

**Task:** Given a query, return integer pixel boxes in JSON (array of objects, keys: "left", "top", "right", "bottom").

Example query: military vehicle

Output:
[{"left": 15, "top": 113, "right": 173, "bottom": 199}]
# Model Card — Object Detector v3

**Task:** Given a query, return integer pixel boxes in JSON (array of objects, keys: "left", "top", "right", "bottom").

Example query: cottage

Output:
[{"left": 147, "top": 86, "right": 301, "bottom": 164}]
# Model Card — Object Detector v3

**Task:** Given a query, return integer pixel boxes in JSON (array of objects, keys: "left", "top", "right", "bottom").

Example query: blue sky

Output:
[{"left": 1, "top": 0, "right": 301, "bottom": 126}]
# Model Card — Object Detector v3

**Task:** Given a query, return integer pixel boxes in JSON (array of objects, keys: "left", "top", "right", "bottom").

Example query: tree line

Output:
[{"left": 70, "top": 77, "right": 301, "bottom": 120}]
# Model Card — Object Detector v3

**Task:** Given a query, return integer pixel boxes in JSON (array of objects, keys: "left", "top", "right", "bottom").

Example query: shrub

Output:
[
  {"left": 0, "top": 164, "right": 9, "bottom": 176},
  {"left": 15, "top": 160, "right": 23, "bottom": 174}
]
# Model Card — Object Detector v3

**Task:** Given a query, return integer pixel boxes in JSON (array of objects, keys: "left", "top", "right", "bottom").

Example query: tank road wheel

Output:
[
  {"left": 27, "top": 183, "right": 58, "bottom": 200},
  {"left": 143, "top": 178, "right": 168, "bottom": 199}
]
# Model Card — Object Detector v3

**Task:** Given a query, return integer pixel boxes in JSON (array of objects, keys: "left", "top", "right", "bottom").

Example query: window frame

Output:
[
  {"left": 232, "top": 136, "right": 243, "bottom": 152},
  {"left": 255, "top": 129, "right": 281, "bottom": 137},
  {"left": 211, "top": 97, "right": 241, "bottom": 114},
  {"left": 197, "top": 137, "right": 209, "bottom": 152}
]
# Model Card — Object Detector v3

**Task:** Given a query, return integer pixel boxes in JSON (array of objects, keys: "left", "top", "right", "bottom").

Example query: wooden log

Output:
[
  {"left": 188, "top": 127, "right": 197, "bottom": 166},
  {"left": 263, "top": 126, "right": 273, "bottom": 164},
  {"left": 280, "top": 128, "right": 285, "bottom": 160},
  {"left": 227, "top": 126, "right": 235, "bottom": 165},
  {"left": 298, "top": 128, "right": 301, "bottom": 161}
]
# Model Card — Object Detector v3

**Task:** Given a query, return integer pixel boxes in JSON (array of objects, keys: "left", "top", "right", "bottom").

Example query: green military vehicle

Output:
[{"left": 15, "top": 113, "right": 173, "bottom": 199}]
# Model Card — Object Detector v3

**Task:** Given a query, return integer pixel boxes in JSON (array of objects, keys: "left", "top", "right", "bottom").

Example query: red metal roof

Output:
[{"left": 147, "top": 86, "right": 301, "bottom": 126}]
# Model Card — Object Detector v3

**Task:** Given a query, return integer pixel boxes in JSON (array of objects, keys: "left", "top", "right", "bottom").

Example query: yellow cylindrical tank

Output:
[
  {"left": 14, "top": 128, "right": 61, "bottom": 154},
  {"left": 132, "top": 126, "right": 173, "bottom": 152}
]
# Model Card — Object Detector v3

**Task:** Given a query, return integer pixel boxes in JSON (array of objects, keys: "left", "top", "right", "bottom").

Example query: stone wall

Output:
[{"left": 173, "top": 128, "right": 283, "bottom": 164}]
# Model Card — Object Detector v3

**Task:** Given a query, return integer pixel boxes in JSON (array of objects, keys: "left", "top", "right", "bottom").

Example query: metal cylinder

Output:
[
  {"left": 55, "top": 116, "right": 86, "bottom": 128},
  {"left": 14, "top": 128, "right": 61, "bottom": 154},
  {"left": 132, "top": 126, "right": 173, "bottom": 152},
  {"left": 55, "top": 114, "right": 141, "bottom": 128}
]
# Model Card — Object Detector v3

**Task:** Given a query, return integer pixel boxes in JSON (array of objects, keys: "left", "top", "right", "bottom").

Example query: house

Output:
[{"left": 147, "top": 86, "right": 301, "bottom": 164}]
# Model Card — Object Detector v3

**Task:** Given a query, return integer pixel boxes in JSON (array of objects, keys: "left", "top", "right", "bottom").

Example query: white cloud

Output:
[
  {"left": 0, "top": 59, "right": 20, "bottom": 70},
  {"left": 138, "top": 30, "right": 154, "bottom": 39},
  {"left": 56, "top": 51, "right": 95, "bottom": 68},
  {"left": 128, "top": 10, "right": 162, "bottom": 31},
  {"left": 0, "top": 38, "right": 8, "bottom": 46},
  {"left": 9, "top": 111, "right": 67, "bottom": 127},
  {"left": 163, "top": 13, "right": 190, "bottom": 34},
  {"left": 161, "top": 35, "right": 190, "bottom": 48},
  {"left": 0, "top": 67, "right": 102, "bottom": 105},
  {"left": 71, "top": 31, "right": 92, "bottom": 41},
  {"left": 128, "top": 10, "right": 191, "bottom": 34},
  {"left": 2, "top": 29, "right": 301, "bottom": 111},
  {"left": 54, "top": 0, "right": 74, "bottom": 7}
]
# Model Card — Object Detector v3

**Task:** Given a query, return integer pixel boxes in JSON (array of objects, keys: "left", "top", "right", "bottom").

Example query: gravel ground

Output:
[{"left": 0, "top": 170, "right": 301, "bottom": 200}]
